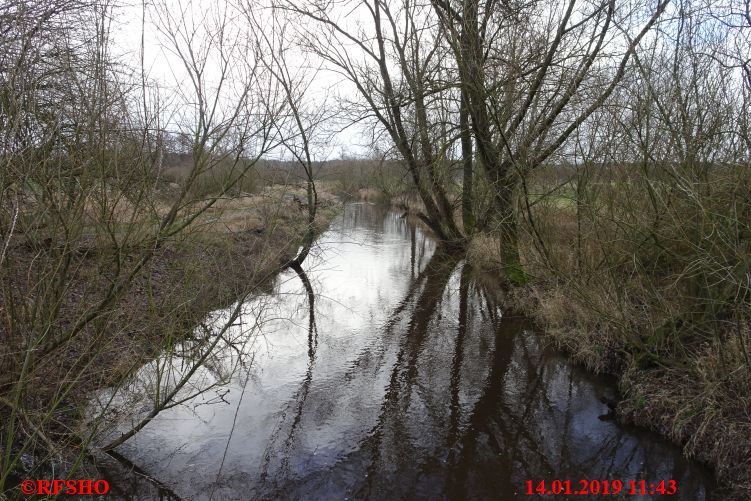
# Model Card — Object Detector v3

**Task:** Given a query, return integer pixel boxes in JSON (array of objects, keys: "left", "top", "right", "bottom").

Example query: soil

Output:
[{"left": 0, "top": 185, "right": 341, "bottom": 479}]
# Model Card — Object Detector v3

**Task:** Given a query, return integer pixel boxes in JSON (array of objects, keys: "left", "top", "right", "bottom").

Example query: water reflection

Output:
[
  {"left": 258, "top": 263, "right": 317, "bottom": 487},
  {"left": 99, "top": 203, "right": 712, "bottom": 500}
]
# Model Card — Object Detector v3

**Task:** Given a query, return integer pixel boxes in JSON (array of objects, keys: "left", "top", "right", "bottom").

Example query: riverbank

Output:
[
  {"left": 367, "top": 187, "right": 747, "bottom": 500},
  {"left": 0, "top": 184, "right": 340, "bottom": 488},
  {"left": 467, "top": 233, "right": 750, "bottom": 501},
  {"left": 74, "top": 202, "right": 713, "bottom": 499}
]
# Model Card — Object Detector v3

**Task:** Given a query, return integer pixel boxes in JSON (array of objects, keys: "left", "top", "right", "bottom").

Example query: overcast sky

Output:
[{"left": 110, "top": 0, "right": 372, "bottom": 160}]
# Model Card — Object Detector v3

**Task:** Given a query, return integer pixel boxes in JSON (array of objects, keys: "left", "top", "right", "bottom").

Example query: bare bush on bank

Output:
[
  {"left": 505, "top": 2, "right": 750, "bottom": 497},
  {"left": 0, "top": 0, "right": 319, "bottom": 489},
  {"left": 0, "top": 0, "right": 748, "bottom": 497}
]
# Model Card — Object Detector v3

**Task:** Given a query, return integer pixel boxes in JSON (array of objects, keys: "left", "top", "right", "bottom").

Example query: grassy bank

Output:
[
  {"left": 464, "top": 167, "right": 750, "bottom": 500},
  {"left": 350, "top": 160, "right": 749, "bottom": 499},
  {"left": 0, "top": 183, "right": 340, "bottom": 490},
  {"left": 502, "top": 260, "right": 750, "bottom": 501}
]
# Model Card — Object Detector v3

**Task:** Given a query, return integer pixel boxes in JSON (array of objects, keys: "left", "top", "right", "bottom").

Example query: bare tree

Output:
[
  {"left": 244, "top": 0, "right": 333, "bottom": 267},
  {"left": 0, "top": 0, "right": 284, "bottom": 483},
  {"left": 283, "top": 0, "right": 467, "bottom": 245},
  {"left": 430, "top": 0, "right": 671, "bottom": 282},
  {"left": 282, "top": 0, "right": 670, "bottom": 282}
]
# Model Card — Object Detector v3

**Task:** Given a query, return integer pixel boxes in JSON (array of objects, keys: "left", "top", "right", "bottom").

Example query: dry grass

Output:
[
  {"left": 0, "top": 184, "right": 341, "bottom": 484},
  {"left": 466, "top": 233, "right": 503, "bottom": 273},
  {"left": 161, "top": 159, "right": 259, "bottom": 198},
  {"left": 505, "top": 170, "right": 751, "bottom": 499},
  {"left": 620, "top": 330, "right": 751, "bottom": 500},
  {"left": 355, "top": 187, "right": 384, "bottom": 202}
]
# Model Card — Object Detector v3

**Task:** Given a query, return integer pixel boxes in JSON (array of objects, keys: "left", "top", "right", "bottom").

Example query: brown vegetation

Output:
[
  {"left": 2, "top": 0, "right": 749, "bottom": 497},
  {"left": 0, "top": 179, "right": 340, "bottom": 477},
  {"left": 464, "top": 163, "right": 751, "bottom": 500},
  {"left": 0, "top": 0, "right": 338, "bottom": 489}
]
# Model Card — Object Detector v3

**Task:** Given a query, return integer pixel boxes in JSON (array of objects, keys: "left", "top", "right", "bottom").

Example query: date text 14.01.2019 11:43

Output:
[{"left": 525, "top": 479, "right": 677, "bottom": 496}]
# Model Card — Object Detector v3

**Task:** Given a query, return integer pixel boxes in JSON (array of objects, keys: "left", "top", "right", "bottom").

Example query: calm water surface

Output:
[{"left": 95, "top": 203, "right": 713, "bottom": 500}]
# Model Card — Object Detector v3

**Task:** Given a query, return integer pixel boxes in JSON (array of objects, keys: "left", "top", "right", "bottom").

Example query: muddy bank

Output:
[{"left": 0, "top": 185, "right": 341, "bottom": 488}]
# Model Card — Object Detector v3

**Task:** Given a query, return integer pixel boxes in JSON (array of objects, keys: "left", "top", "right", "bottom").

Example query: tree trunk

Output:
[
  {"left": 495, "top": 188, "right": 527, "bottom": 285},
  {"left": 288, "top": 178, "right": 316, "bottom": 268},
  {"left": 460, "top": 90, "right": 475, "bottom": 236}
]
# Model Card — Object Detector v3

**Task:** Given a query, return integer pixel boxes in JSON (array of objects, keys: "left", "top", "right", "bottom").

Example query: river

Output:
[{"left": 94, "top": 203, "right": 713, "bottom": 500}]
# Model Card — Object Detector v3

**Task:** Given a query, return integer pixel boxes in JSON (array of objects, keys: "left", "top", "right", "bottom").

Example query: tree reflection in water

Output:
[
  {"left": 254, "top": 211, "right": 710, "bottom": 500},
  {"left": 101, "top": 204, "right": 712, "bottom": 500}
]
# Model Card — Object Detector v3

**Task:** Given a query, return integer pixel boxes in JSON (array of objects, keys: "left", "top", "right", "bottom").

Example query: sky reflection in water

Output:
[{"left": 99, "top": 203, "right": 712, "bottom": 501}]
